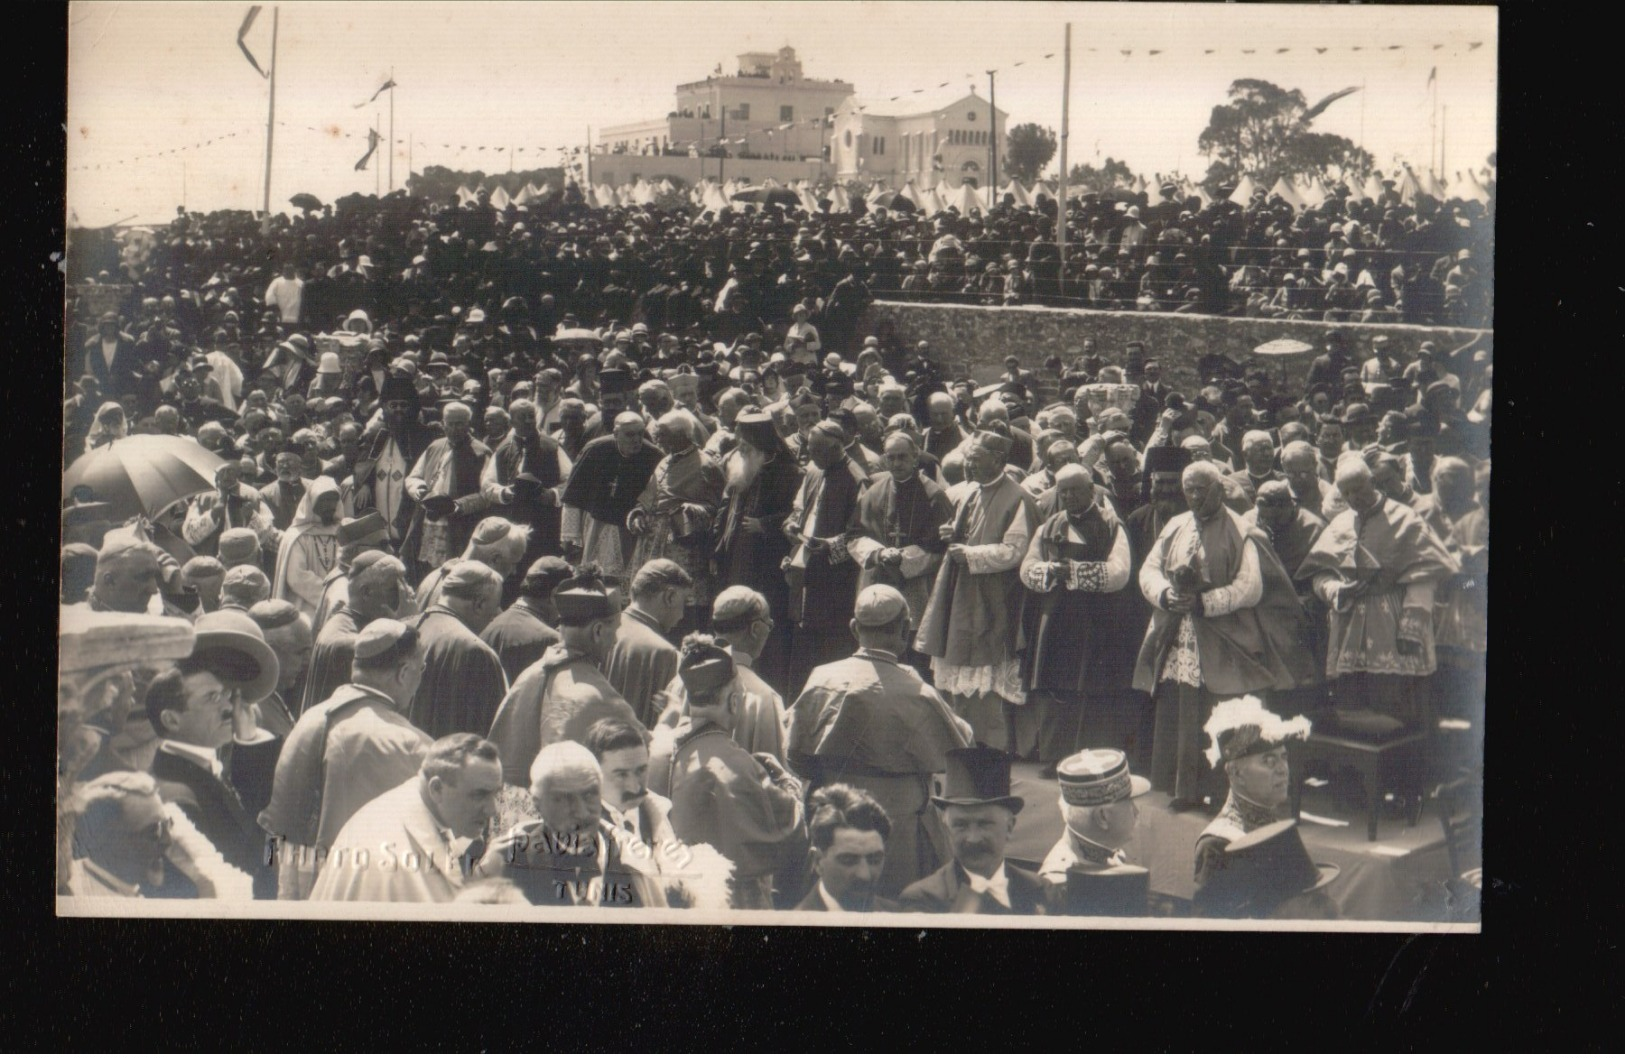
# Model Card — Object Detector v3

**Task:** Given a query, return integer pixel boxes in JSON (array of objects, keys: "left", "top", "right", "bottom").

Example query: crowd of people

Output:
[{"left": 58, "top": 184, "right": 1488, "bottom": 917}]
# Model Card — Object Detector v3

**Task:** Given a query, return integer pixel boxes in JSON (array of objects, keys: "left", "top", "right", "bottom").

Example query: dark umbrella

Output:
[
  {"left": 62, "top": 435, "right": 227, "bottom": 522},
  {"left": 289, "top": 193, "right": 324, "bottom": 212},
  {"left": 870, "top": 193, "right": 918, "bottom": 213}
]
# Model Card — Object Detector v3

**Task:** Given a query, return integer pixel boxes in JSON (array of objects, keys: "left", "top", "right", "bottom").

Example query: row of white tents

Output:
[{"left": 451, "top": 164, "right": 1491, "bottom": 216}]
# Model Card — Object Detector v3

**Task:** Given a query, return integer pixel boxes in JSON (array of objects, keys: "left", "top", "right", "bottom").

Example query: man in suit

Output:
[
  {"left": 145, "top": 609, "right": 285, "bottom": 898},
  {"left": 898, "top": 747, "right": 1058, "bottom": 915},
  {"left": 795, "top": 784, "right": 899, "bottom": 913},
  {"left": 82, "top": 311, "right": 146, "bottom": 398}
]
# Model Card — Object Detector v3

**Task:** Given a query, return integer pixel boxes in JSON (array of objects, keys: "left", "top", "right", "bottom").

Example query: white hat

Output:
[{"left": 318, "top": 352, "right": 342, "bottom": 375}]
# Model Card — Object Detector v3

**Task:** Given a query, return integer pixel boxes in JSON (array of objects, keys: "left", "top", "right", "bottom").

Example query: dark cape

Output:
[
  {"left": 479, "top": 600, "right": 562, "bottom": 684},
  {"left": 406, "top": 606, "right": 510, "bottom": 739}
]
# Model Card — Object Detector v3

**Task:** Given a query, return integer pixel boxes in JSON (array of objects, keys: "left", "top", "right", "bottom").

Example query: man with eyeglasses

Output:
[{"left": 146, "top": 609, "right": 285, "bottom": 897}]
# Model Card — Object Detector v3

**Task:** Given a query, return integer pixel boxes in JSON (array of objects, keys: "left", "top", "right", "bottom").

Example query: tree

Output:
[
  {"left": 1197, "top": 79, "right": 1374, "bottom": 194},
  {"left": 1068, "top": 157, "right": 1137, "bottom": 195},
  {"left": 1004, "top": 123, "right": 1057, "bottom": 184}
]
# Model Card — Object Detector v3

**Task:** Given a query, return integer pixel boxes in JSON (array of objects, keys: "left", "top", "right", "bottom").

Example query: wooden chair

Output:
[
  {"left": 1431, "top": 773, "right": 1483, "bottom": 919},
  {"left": 1290, "top": 728, "right": 1430, "bottom": 841}
]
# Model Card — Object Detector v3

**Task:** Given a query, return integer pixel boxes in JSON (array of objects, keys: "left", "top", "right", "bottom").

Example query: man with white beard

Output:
[{"left": 713, "top": 411, "right": 802, "bottom": 689}]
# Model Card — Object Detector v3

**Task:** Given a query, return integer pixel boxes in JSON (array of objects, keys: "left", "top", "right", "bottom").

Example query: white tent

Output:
[
  {"left": 916, "top": 185, "right": 945, "bottom": 216},
  {"left": 1228, "top": 175, "right": 1257, "bottom": 206},
  {"left": 1297, "top": 174, "right": 1326, "bottom": 209},
  {"left": 1268, "top": 175, "right": 1305, "bottom": 210},
  {"left": 797, "top": 187, "right": 823, "bottom": 213},
  {"left": 1131, "top": 174, "right": 1149, "bottom": 195},
  {"left": 896, "top": 180, "right": 923, "bottom": 208},
  {"left": 630, "top": 179, "right": 656, "bottom": 206},
  {"left": 939, "top": 182, "right": 984, "bottom": 215},
  {"left": 998, "top": 179, "right": 1032, "bottom": 207},
  {"left": 700, "top": 183, "right": 732, "bottom": 213},
  {"left": 455, "top": 185, "right": 478, "bottom": 207},
  {"left": 865, "top": 181, "right": 893, "bottom": 206},
  {"left": 1395, "top": 167, "right": 1423, "bottom": 205},
  {"left": 827, "top": 184, "right": 853, "bottom": 213},
  {"left": 512, "top": 183, "right": 538, "bottom": 206},
  {"left": 1423, "top": 169, "right": 1449, "bottom": 199},
  {"left": 1458, "top": 170, "right": 1492, "bottom": 204},
  {"left": 1031, "top": 179, "right": 1058, "bottom": 202},
  {"left": 760, "top": 177, "right": 782, "bottom": 189},
  {"left": 488, "top": 186, "right": 511, "bottom": 210},
  {"left": 658, "top": 178, "right": 675, "bottom": 194},
  {"left": 1362, "top": 173, "right": 1387, "bottom": 201}
]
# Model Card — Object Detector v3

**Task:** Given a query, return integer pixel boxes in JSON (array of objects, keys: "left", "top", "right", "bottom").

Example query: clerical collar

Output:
[{"left": 856, "top": 647, "right": 900, "bottom": 664}]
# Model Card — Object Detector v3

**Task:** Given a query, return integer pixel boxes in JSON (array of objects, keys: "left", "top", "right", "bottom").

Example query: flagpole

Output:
[
  {"left": 375, "top": 118, "right": 381, "bottom": 196},
  {"left": 262, "top": 6, "right": 278, "bottom": 219},
  {"left": 1441, "top": 105, "right": 1448, "bottom": 182},
  {"left": 388, "top": 67, "right": 395, "bottom": 192},
  {"left": 1057, "top": 22, "right": 1070, "bottom": 298}
]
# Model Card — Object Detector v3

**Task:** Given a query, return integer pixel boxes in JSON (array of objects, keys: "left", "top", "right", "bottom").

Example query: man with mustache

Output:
[
  {"left": 583, "top": 717, "right": 678, "bottom": 891},
  {"left": 899, "top": 746, "right": 1057, "bottom": 915},
  {"left": 478, "top": 740, "right": 647, "bottom": 908},
  {"left": 795, "top": 784, "right": 898, "bottom": 913}
]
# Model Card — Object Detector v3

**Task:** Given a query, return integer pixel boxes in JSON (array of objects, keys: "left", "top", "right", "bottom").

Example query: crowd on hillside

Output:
[{"left": 58, "top": 177, "right": 1487, "bottom": 916}]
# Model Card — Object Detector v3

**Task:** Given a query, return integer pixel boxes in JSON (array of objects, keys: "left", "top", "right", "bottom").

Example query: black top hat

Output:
[
  {"left": 1143, "top": 445, "right": 1193, "bottom": 477},
  {"left": 931, "top": 747, "right": 1024, "bottom": 813},
  {"left": 1200, "top": 819, "right": 1340, "bottom": 916},
  {"left": 598, "top": 367, "right": 632, "bottom": 396},
  {"left": 1063, "top": 864, "right": 1151, "bottom": 917}
]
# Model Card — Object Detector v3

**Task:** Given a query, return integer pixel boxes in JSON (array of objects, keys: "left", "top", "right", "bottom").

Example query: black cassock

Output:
[{"left": 714, "top": 453, "right": 803, "bottom": 689}]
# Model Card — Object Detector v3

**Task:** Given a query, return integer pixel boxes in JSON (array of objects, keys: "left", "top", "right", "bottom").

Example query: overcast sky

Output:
[{"left": 66, "top": 1, "right": 1497, "bottom": 226}]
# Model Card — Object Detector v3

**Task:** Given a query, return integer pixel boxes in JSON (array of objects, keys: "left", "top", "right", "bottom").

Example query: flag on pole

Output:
[
  {"left": 1302, "top": 86, "right": 1361, "bottom": 122},
  {"left": 355, "top": 78, "right": 397, "bottom": 109},
  {"left": 1427, "top": 66, "right": 1437, "bottom": 85},
  {"left": 355, "top": 129, "right": 381, "bottom": 171},
  {"left": 238, "top": 5, "right": 268, "bottom": 78}
]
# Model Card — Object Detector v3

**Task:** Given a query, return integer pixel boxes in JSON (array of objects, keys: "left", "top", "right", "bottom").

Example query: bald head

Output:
[
  {"left": 1334, "top": 452, "right": 1380, "bottom": 511},
  {"left": 654, "top": 410, "right": 694, "bottom": 453},
  {"left": 978, "top": 399, "right": 1009, "bottom": 425}
]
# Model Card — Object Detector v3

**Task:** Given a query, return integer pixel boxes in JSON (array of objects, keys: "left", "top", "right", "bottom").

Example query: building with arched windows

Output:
[{"left": 830, "top": 88, "right": 1007, "bottom": 189}]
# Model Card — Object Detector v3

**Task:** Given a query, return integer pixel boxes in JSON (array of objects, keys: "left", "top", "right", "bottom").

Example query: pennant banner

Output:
[
  {"left": 238, "top": 5, "right": 268, "bottom": 79},
  {"left": 354, "top": 128, "right": 381, "bottom": 171},
  {"left": 355, "top": 78, "right": 397, "bottom": 109}
]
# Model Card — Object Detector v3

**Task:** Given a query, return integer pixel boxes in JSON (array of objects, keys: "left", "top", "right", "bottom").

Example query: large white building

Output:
[
  {"left": 830, "top": 87, "right": 1007, "bottom": 189},
  {"left": 598, "top": 47, "right": 851, "bottom": 173}
]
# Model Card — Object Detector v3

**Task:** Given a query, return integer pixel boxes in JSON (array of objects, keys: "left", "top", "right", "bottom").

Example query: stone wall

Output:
[{"left": 857, "top": 300, "right": 1491, "bottom": 399}]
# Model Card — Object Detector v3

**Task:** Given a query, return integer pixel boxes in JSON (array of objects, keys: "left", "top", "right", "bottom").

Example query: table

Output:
[{"left": 1005, "top": 763, "right": 1460, "bottom": 922}]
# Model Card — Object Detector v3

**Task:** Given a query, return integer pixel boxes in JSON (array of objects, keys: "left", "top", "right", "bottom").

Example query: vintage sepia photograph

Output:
[{"left": 59, "top": 0, "right": 1492, "bottom": 930}]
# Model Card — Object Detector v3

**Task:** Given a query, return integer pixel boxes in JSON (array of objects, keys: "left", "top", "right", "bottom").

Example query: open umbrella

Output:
[
  {"left": 868, "top": 192, "right": 917, "bottom": 213},
  {"left": 63, "top": 435, "right": 227, "bottom": 522},
  {"left": 289, "top": 192, "right": 323, "bottom": 212},
  {"left": 553, "top": 328, "right": 603, "bottom": 344},
  {"left": 1253, "top": 338, "right": 1316, "bottom": 389},
  {"left": 729, "top": 186, "right": 801, "bottom": 208}
]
